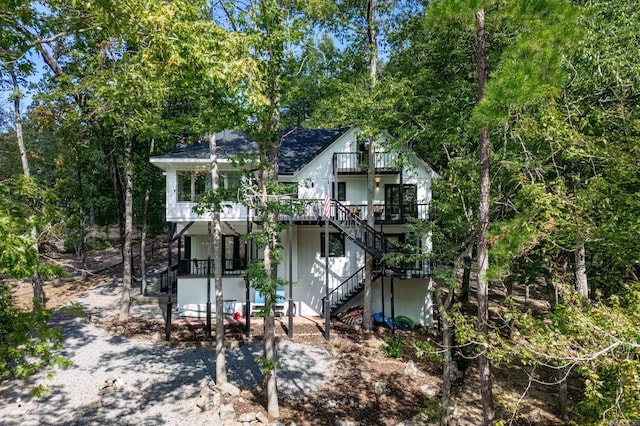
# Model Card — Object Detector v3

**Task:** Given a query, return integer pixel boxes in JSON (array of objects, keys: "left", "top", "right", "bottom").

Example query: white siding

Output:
[
  {"left": 157, "top": 128, "right": 435, "bottom": 325},
  {"left": 177, "top": 276, "right": 246, "bottom": 318}
]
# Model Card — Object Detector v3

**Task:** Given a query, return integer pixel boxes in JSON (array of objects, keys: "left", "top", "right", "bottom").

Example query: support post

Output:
[
  {"left": 206, "top": 221, "right": 212, "bottom": 337},
  {"left": 165, "top": 222, "right": 173, "bottom": 341},
  {"left": 324, "top": 218, "right": 330, "bottom": 341},
  {"left": 288, "top": 217, "right": 293, "bottom": 338},
  {"left": 391, "top": 275, "right": 396, "bottom": 338},
  {"left": 245, "top": 211, "right": 252, "bottom": 339},
  {"left": 381, "top": 269, "right": 385, "bottom": 321}
]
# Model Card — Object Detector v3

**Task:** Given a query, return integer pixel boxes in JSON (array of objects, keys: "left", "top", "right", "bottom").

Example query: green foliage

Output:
[
  {"left": 0, "top": 175, "right": 70, "bottom": 394},
  {"left": 420, "top": 398, "right": 443, "bottom": 419},
  {"left": 381, "top": 335, "right": 405, "bottom": 358},
  {"left": 0, "top": 283, "right": 72, "bottom": 394},
  {"left": 503, "top": 283, "right": 640, "bottom": 423},
  {"left": 410, "top": 339, "right": 444, "bottom": 363},
  {"left": 0, "top": 177, "right": 64, "bottom": 280},
  {"left": 254, "top": 355, "right": 281, "bottom": 374}
]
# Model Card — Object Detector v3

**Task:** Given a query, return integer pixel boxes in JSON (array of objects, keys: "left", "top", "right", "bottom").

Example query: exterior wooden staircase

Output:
[{"left": 323, "top": 199, "right": 422, "bottom": 316}]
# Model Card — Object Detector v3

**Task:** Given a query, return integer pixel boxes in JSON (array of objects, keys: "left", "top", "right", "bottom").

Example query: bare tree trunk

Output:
[
  {"left": 119, "top": 134, "right": 133, "bottom": 321},
  {"left": 209, "top": 133, "right": 228, "bottom": 384},
  {"left": 363, "top": 135, "right": 375, "bottom": 331},
  {"left": 263, "top": 232, "right": 279, "bottom": 418},
  {"left": 475, "top": 9, "right": 495, "bottom": 425},
  {"left": 558, "top": 366, "right": 568, "bottom": 421},
  {"left": 436, "top": 276, "right": 455, "bottom": 426},
  {"left": 140, "top": 139, "right": 155, "bottom": 295},
  {"left": 10, "top": 67, "right": 45, "bottom": 304},
  {"left": 460, "top": 245, "right": 472, "bottom": 302},
  {"left": 140, "top": 186, "right": 149, "bottom": 295},
  {"left": 574, "top": 242, "right": 588, "bottom": 298},
  {"left": 11, "top": 70, "right": 30, "bottom": 178},
  {"left": 362, "top": 0, "right": 378, "bottom": 332},
  {"left": 545, "top": 275, "right": 559, "bottom": 309},
  {"left": 101, "top": 138, "right": 126, "bottom": 244}
]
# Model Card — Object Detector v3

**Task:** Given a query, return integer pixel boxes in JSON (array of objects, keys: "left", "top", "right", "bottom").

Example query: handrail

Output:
[
  {"left": 331, "top": 199, "right": 386, "bottom": 257},
  {"left": 322, "top": 267, "right": 384, "bottom": 316},
  {"left": 324, "top": 266, "right": 366, "bottom": 310},
  {"left": 331, "top": 199, "right": 407, "bottom": 260},
  {"left": 332, "top": 152, "right": 400, "bottom": 174},
  {"left": 176, "top": 259, "right": 245, "bottom": 276}
]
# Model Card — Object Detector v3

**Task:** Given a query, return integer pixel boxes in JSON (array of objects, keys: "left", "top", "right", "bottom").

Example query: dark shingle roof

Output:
[{"left": 151, "top": 127, "right": 350, "bottom": 174}]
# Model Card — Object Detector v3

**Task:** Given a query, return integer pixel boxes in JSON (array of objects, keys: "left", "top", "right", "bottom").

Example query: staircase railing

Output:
[
  {"left": 322, "top": 266, "right": 384, "bottom": 316},
  {"left": 329, "top": 200, "right": 406, "bottom": 262}
]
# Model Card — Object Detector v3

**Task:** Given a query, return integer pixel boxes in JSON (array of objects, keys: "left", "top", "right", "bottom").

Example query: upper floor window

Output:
[
  {"left": 177, "top": 170, "right": 243, "bottom": 202},
  {"left": 220, "top": 171, "right": 243, "bottom": 200},
  {"left": 332, "top": 182, "right": 346, "bottom": 201},
  {"left": 177, "top": 171, "right": 205, "bottom": 202}
]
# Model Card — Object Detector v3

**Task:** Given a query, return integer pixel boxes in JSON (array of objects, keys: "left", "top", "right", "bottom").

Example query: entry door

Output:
[{"left": 384, "top": 184, "right": 417, "bottom": 221}]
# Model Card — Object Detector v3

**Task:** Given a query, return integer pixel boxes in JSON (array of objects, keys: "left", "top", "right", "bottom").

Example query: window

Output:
[
  {"left": 384, "top": 184, "right": 417, "bottom": 220},
  {"left": 220, "top": 171, "right": 243, "bottom": 200},
  {"left": 320, "top": 232, "right": 345, "bottom": 257},
  {"left": 332, "top": 182, "right": 346, "bottom": 201},
  {"left": 223, "top": 235, "right": 246, "bottom": 272},
  {"left": 177, "top": 171, "right": 193, "bottom": 202},
  {"left": 178, "top": 170, "right": 244, "bottom": 202},
  {"left": 194, "top": 172, "right": 210, "bottom": 199}
]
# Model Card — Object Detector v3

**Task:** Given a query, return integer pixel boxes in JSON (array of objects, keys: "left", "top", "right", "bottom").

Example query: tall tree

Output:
[
  {"left": 0, "top": 176, "right": 70, "bottom": 395},
  {"left": 209, "top": 133, "right": 227, "bottom": 384},
  {"left": 210, "top": 0, "right": 314, "bottom": 416},
  {"left": 474, "top": 9, "right": 494, "bottom": 423},
  {"left": 389, "top": 0, "right": 579, "bottom": 422},
  {"left": 308, "top": 0, "right": 420, "bottom": 332}
]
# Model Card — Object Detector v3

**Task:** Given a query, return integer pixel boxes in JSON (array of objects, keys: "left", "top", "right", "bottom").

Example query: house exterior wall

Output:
[
  {"left": 177, "top": 276, "right": 246, "bottom": 318},
  {"left": 176, "top": 224, "right": 432, "bottom": 323},
  {"left": 155, "top": 128, "right": 436, "bottom": 326},
  {"left": 291, "top": 128, "right": 358, "bottom": 199},
  {"left": 345, "top": 277, "right": 433, "bottom": 326}
]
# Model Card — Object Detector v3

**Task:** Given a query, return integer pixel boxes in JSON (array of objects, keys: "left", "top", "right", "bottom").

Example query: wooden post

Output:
[
  {"left": 288, "top": 218, "right": 293, "bottom": 338},
  {"left": 206, "top": 221, "right": 212, "bottom": 337},
  {"left": 165, "top": 222, "right": 173, "bottom": 341},
  {"left": 391, "top": 275, "right": 396, "bottom": 338},
  {"left": 245, "top": 211, "right": 252, "bottom": 339},
  {"left": 324, "top": 218, "right": 330, "bottom": 341}
]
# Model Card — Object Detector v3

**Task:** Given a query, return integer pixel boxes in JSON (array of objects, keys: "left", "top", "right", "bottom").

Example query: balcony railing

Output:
[
  {"left": 177, "top": 258, "right": 246, "bottom": 276},
  {"left": 333, "top": 152, "right": 399, "bottom": 174},
  {"left": 276, "top": 200, "right": 429, "bottom": 224}
]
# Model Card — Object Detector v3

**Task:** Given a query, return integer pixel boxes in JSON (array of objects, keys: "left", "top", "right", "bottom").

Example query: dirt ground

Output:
[{"left": 10, "top": 243, "right": 574, "bottom": 425}]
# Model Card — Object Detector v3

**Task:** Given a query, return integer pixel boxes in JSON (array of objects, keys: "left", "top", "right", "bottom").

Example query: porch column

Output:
[
  {"left": 245, "top": 211, "right": 251, "bottom": 339},
  {"left": 381, "top": 268, "right": 385, "bottom": 321},
  {"left": 206, "top": 221, "right": 212, "bottom": 337},
  {"left": 324, "top": 218, "right": 330, "bottom": 341},
  {"left": 288, "top": 217, "right": 293, "bottom": 338},
  {"left": 391, "top": 275, "right": 396, "bottom": 338},
  {"left": 165, "top": 222, "right": 173, "bottom": 341}
]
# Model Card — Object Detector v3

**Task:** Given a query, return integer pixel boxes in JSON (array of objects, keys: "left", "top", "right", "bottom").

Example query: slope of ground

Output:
[{"left": 7, "top": 242, "right": 574, "bottom": 425}]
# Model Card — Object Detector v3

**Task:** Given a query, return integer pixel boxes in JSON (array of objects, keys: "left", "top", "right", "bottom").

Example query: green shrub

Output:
[
  {"left": 0, "top": 283, "right": 72, "bottom": 396},
  {"left": 381, "top": 335, "right": 405, "bottom": 358}
]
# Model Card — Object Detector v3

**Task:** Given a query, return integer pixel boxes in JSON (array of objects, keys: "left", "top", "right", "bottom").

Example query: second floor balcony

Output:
[
  {"left": 278, "top": 199, "right": 430, "bottom": 224},
  {"left": 333, "top": 152, "right": 399, "bottom": 175}
]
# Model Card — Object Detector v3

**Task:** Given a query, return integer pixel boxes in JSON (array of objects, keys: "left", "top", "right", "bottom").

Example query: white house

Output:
[{"left": 150, "top": 126, "right": 436, "bottom": 331}]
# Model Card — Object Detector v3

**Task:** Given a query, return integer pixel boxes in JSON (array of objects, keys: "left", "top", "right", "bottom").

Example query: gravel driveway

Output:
[{"left": 0, "top": 281, "right": 335, "bottom": 425}]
